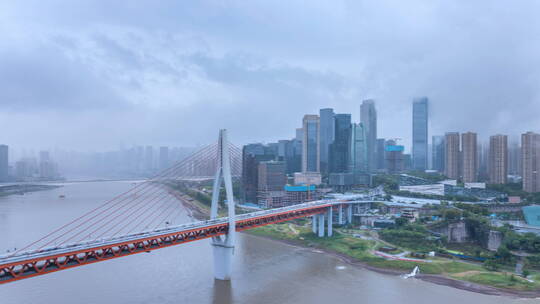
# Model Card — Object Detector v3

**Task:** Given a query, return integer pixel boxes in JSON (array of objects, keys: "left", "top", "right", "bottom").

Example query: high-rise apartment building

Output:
[
  {"left": 412, "top": 97, "right": 429, "bottom": 171},
  {"left": 508, "top": 140, "right": 521, "bottom": 176},
  {"left": 462, "top": 132, "right": 478, "bottom": 182},
  {"left": 522, "top": 132, "right": 540, "bottom": 193},
  {"left": 432, "top": 135, "right": 445, "bottom": 172},
  {"left": 39, "top": 151, "right": 50, "bottom": 163},
  {"left": 257, "top": 160, "right": 287, "bottom": 207},
  {"left": 258, "top": 161, "right": 287, "bottom": 191},
  {"left": 489, "top": 134, "right": 508, "bottom": 184},
  {"left": 319, "top": 108, "right": 335, "bottom": 174},
  {"left": 329, "top": 114, "right": 351, "bottom": 174},
  {"left": 0, "top": 145, "right": 8, "bottom": 182},
  {"left": 159, "top": 146, "right": 169, "bottom": 170},
  {"left": 302, "top": 115, "right": 320, "bottom": 173},
  {"left": 477, "top": 141, "right": 489, "bottom": 181},
  {"left": 360, "top": 100, "right": 377, "bottom": 172},
  {"left": 242, "top": 143, "right": 277, "bottom": 203},
  {"left": 444, "top": 132, "right": 460, "bottom": 179},
  {"left": 145, "top": 146, "right": 153, "bottom": 172}
]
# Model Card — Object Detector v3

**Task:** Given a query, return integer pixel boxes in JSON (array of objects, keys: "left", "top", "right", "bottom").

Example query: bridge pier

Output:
[
  {"left": 312, "top": 215, "right": 318, "bottom": 233},
  {"left": 338, "top": 205, "right": 343, "bottom": 225},
  {"left": 346, "top": 205, "right": 353, "bottom": 224},
  {"left": 212, "top": 242, "right": 234, "bottom": 280},
  {"left": 318, "top": 213, "right": 325, "bottom": 237},
  {"left": 327, "top": 207, "right": 333, "bottom": 237}
]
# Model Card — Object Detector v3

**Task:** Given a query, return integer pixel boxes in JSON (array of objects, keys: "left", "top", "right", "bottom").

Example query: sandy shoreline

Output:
[{"left": 173, "top": 189, "right": 540, "bottom": 299}]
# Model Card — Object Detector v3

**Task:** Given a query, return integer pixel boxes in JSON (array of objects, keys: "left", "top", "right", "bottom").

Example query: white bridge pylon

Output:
[{"left": 210, "top": 129, "right": 236, "bottom": 280}]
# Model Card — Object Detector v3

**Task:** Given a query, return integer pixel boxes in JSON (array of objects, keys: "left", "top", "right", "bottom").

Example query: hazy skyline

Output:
[{"left": 1, "top": 1, "right": 539, "bottom": 151}]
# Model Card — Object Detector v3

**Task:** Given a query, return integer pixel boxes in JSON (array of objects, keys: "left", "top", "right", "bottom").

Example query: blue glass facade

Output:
[
  {"left": 350, "top": 123, "right": 368, "bottom": 174},
  {"left": 329, "top": 114, "right": 351, "bottom": 173},
  {"left": 302, "top": 115, "right": 320, "bottom": 172},
  {"left": 432, "top": 135, "right": 445, "bottom": 172},
  {"left": 360, "top": 100, "right": 377, "bottom": 172},
  {"left": 319, "top": 108, "right": 335, "bottom": 173},
  {"left": 412, "top": 97, "right": 429, "bottom": 171},
  {"left": 306, "top": 121, "right": 318, "bottom": 171}
]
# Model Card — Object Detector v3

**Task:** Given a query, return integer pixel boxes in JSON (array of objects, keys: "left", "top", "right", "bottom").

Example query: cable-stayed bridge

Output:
[{"left": 0, "top": 130, "right": 365, "bottom": 284}]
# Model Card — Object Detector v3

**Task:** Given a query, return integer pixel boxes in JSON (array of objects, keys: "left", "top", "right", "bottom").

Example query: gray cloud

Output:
[
  {"left": 0, "top": 0, "right": 539, "bottom": 151},
  {"left": 0, "top": 45, "right": 126, "bottom": 112}
]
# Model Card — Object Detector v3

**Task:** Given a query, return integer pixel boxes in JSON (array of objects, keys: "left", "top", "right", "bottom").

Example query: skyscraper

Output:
[
  {"left": 376, "top": 138, "right": 386, "bottom": 170},
  {"left": 462, "top": 132, "right": 478, "bottom": 182},
  {"left": 295, "top": 128, "right": 304, "bottom": 141},
  {"left": 145, "top": 146, "right": 154, "bottom": 172},
  {"left": 0, "top": 145, "right": 8, "bottom": 182},
  {"left": 412, "top": 97, "right": 429, "bottom": 171},
  {"left": 135, "top": 146, "right": 144, "bottom": 174},
  {"left": 277, "top": 140, "right": 289, "bottom": 160},
  {"left": 319, "top": 108, "right": 335, "bottom": 174},
  {"left": 351, "top": 123, "right": 368, "bottom": 174},
  {"left": 489, "top": 134, "right": 508, "bottom": 184},
  {"left": 360, "top": 100, "right": 377, "bottom": 172},
  {"left": 284, "top": 139, "right": 302, "bottom": 174},
  {"left": 444, "top": 132, "right": 460, "bottom": 179},
  {"left": 432, "top": 135, "right": 445, "bottom": 172},
  {"left": 477, "top": 141, "right": 489, "bottom": 181},
  {"left": 328, "top": 114, "right": 351, "bottom": 173},
  {"left": 521, "top": 132, "right": 540, "bottom": 193},
  {"left": 302, "top": 115, "right": 320, "bottom": 173},
  {"left": 39, "top": 151, "right": 50, "bottom": 165},
  {"left": 242, "top": 143, "right": 277, "bottom": 203},
  {"left": 385, "top": 140, "right": 404, "bottom": 174}
]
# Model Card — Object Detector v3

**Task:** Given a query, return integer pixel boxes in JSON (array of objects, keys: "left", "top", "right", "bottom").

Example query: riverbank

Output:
[
  {"left": 247, "top": 223, "right": 540, "bottom": 299},
  {"left": 0, "top": 184, "right": 61, "bottom": 197},
  {"left": 171, "top": 188, "right": 540, "bottom": 299},
  {"left": 255, "top": 233, "right": 540, "bottom": 298}
]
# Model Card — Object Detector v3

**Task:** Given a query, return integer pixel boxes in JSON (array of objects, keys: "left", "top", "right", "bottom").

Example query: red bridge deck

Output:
[{"left": 0, "top": 204, "right": 332, "bottom": 284}]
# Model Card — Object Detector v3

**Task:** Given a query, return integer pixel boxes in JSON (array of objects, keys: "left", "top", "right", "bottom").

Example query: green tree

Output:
[
  {"left": 496, "top": 246, "right": 512, "bottom": 262},
  {"left": 395, "top": 217, "right": 409, "bottom": 227},
  {"left": 443, "top": 209, "right": 461, "bottom": 221},
  {"left": 483, "top": 259, "right": 500, "bottom": 271}
]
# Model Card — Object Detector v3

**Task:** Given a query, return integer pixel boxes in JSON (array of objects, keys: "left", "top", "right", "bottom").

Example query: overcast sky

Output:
[{"left": 1, "top": 1, "right": 539, "bottom": 152}]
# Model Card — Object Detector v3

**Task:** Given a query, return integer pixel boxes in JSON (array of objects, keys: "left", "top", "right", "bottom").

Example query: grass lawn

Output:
[
  {"left": 247, "top": 222, "right": 540, "bottom": 292},
  {"left": 455, "top": 272, "right": 540, "bottom": 291},
  {"left": 445, "top": 243, "right": 492, "bottom": 257}
]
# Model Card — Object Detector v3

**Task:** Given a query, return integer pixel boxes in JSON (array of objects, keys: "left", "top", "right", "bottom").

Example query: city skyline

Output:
[
  {"left": 2, "top": 101, "right": 539, "bottom": 183},
  {"left": 2, "top": 2, "right": 540, "bottom": 300}
]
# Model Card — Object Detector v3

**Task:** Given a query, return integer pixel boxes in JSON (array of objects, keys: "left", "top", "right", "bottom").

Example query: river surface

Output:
[{"left": 0, "top": 180, "right": 537, "bottom": 304}]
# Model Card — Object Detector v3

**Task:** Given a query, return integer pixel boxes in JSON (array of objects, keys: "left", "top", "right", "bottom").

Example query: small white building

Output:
[
  {"left": 293, "top": 172, "right": 322, "bottom": 185},
  {"left": 464, "top": 182, "right": 486, "bottom": 189},
  {"left": 399, "top": 184, "right": 445, "bottom": 196}
]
